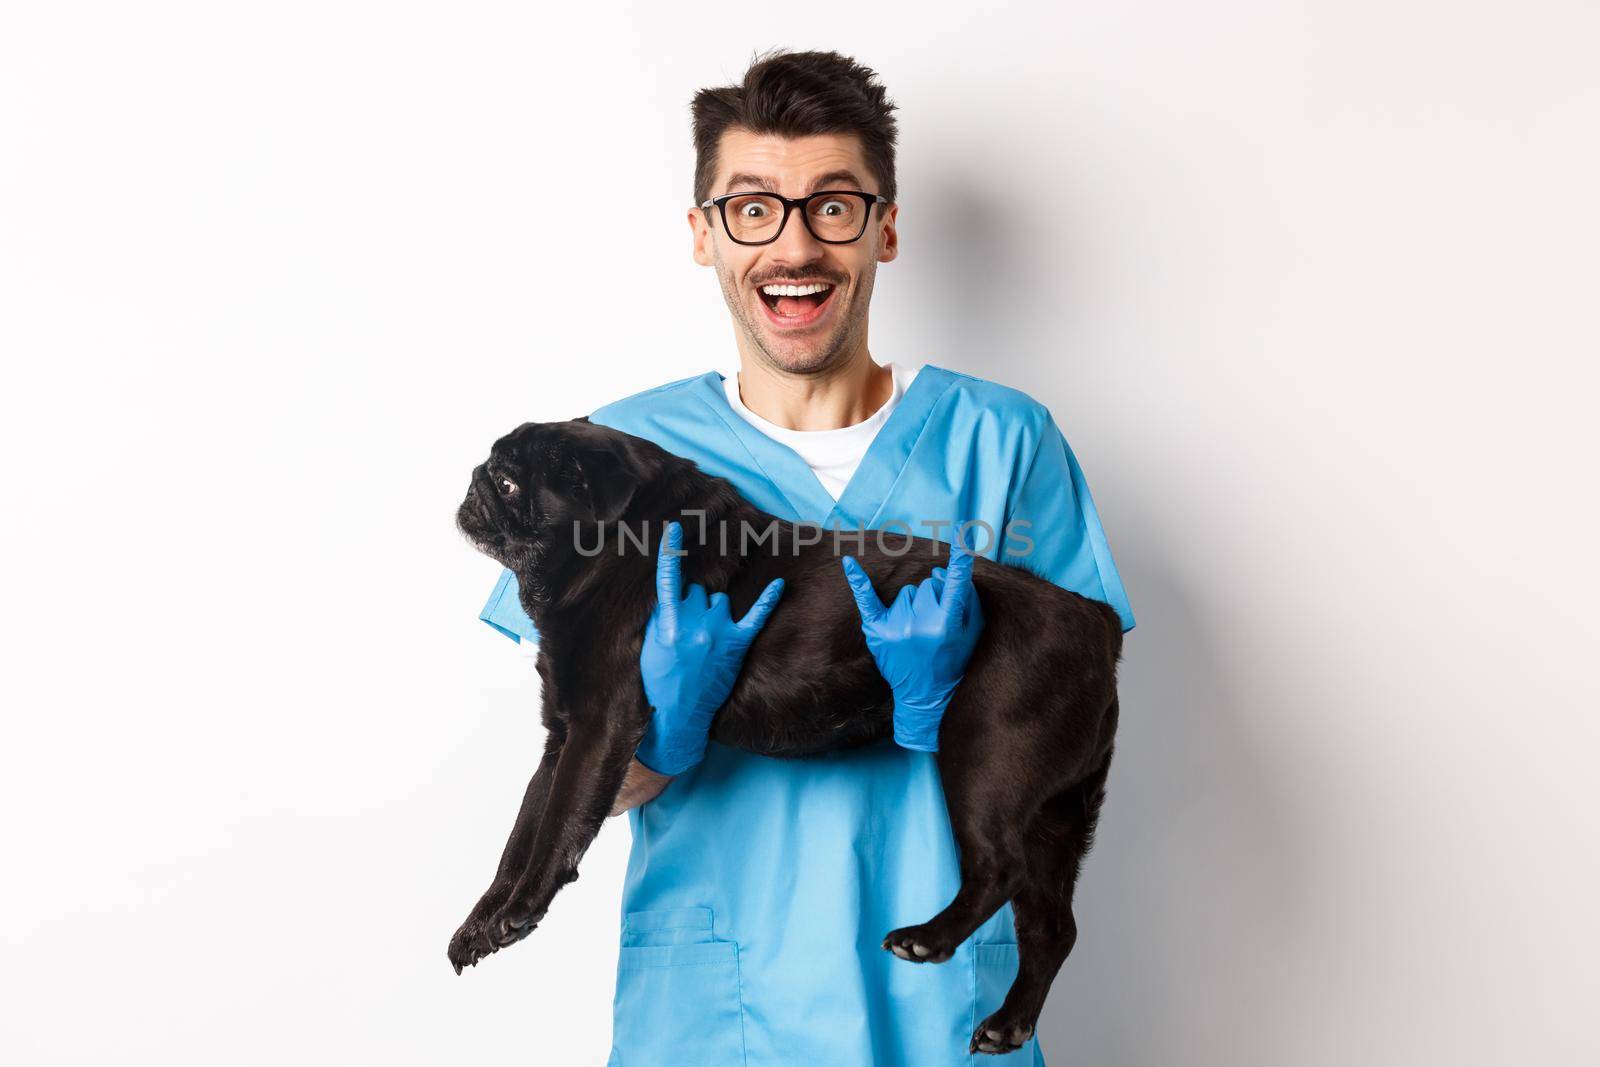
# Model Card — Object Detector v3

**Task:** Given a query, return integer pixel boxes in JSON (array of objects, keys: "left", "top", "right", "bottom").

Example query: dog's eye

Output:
[{"left": 497, "top": 477, "right": 518, "bottom": 496}]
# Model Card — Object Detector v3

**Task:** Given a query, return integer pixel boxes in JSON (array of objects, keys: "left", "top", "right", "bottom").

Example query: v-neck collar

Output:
[{"left": 687, "top": 363, "right": 957, "bottom": 528}]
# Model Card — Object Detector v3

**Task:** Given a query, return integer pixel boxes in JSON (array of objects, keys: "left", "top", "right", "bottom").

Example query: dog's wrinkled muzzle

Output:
[{"left": 457, "top": 463, "right": 505, "bottom": 548}]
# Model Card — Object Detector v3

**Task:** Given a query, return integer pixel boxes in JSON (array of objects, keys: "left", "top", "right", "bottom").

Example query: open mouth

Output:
[{"left": 757, "top": 281, "right": 838, "bottom": 329}]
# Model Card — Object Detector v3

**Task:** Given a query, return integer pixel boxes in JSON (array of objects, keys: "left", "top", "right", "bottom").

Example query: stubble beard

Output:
[{"left": 714, "top": 250, "right": 874, "bottom": 378}]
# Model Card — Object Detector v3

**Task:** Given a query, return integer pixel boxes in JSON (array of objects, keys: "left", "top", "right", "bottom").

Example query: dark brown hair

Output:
[{"left": 691, "top": 48, "right": 900, "bottom": 215}]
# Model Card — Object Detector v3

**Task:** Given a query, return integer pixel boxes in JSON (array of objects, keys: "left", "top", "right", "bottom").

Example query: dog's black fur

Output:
[{"left": 449, "top": 417, "right": 1123, "bottom": 1055}]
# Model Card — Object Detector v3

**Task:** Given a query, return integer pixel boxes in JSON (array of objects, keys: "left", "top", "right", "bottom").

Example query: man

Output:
[{"left": 475, "top": 48, "right": 1135, "bottom": 1066}]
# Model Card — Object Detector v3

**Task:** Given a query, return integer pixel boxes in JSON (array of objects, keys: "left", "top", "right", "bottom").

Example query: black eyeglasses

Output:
[{"left": 699, "top": 189, "right": 890, "bottom": 245}]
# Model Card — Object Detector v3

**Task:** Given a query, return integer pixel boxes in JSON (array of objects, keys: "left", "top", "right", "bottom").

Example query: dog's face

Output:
[{"left": 457, "top": 419, "right": 644, "bottom": 595}]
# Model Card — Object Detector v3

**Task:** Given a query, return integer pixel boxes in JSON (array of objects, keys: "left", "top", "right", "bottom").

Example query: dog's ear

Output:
[{"left": 551, "top": 424, "right": 638, "bottom": 523}]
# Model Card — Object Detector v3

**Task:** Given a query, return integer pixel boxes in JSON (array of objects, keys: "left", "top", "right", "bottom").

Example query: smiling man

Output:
[{"left": 475, "top": 49, "right": 1135, "bottom": 1065}]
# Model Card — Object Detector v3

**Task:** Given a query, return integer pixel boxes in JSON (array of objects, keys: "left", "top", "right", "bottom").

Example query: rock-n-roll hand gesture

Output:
[
  {"left": 636, "top": 520, "right": 785, "bottom": 775},
  {"left": 840, "top": 542, "right": 985, "bottom": 752}
]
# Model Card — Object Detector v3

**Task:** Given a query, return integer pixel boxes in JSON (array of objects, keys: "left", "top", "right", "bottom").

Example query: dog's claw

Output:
[{"left": 485, "top": 902, "right": 542, "bottom": 952}]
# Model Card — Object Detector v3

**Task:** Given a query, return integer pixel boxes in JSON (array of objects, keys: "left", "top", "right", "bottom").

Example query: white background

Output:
[{"left": 2, "top": 2, "right": 1596, "bottom": 1064}]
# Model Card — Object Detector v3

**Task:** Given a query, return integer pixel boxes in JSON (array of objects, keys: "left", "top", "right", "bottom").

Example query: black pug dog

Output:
[{"left": 450, "top": 417, "right": 1124, "bottom": 1055}]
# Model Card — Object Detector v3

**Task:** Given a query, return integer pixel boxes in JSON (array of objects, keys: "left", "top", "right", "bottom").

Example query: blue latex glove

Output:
[
  {"left": 636, "top": 520, "right": 785, "bottom": 775},
  {"left": 840, "top": 544, "right": 985, "bottom": 752}
]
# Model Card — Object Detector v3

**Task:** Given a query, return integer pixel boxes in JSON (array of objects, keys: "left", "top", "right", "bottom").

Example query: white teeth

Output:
[{"left": 760, "top": 282, "right": 832, "bottom": 297}]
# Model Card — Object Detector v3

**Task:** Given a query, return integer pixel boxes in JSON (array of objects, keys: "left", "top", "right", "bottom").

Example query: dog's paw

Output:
[
  {"left": 448, "top": 884, "right": 517, "bottom": 974},
  {"left": 969, "top": 1012, "right": 1036, "bottom": 1056},
  {"left": 880, "top": 924, "right": 958, "bottom": 964},
  {"left": 447, "top": 914, "right": 498, "bottom": 974},
  {"left": 487, "top": 902, "right": 542, "bottom": 950}
]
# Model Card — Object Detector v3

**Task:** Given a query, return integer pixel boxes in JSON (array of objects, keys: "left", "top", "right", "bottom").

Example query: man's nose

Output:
[{"left": 768, "top": 205, "right": 825, "bottom": 260}]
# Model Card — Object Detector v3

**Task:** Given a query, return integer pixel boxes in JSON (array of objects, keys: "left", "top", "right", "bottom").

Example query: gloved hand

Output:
[
  {"left": 636, "top": 520, "right": 785, "bottom": 776},
  {"left": 840, "top": 543, "right": 985, "bottom": 752}
]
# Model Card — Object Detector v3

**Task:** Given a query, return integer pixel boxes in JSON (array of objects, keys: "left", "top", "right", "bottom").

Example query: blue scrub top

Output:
[{"left": 477, "top": 365, "right": 1135, "bottom": 1066}]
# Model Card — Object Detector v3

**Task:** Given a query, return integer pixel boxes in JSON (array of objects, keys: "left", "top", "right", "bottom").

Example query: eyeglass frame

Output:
[{"left": 698, "top": 189, "right": 891, "bottom": 246}]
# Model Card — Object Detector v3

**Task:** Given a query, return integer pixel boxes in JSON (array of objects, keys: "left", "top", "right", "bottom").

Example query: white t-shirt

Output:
[{"left": 723, "top": 361, "right": 922, "bottom": 501}]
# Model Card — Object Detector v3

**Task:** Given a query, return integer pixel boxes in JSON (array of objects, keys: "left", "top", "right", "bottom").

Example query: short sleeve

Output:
[
  {"left": 998, "top": 414, "right": 1136, "bottom": 633},
  {"left": 478, "top": 567, "right": 541, "bottom": 646}
]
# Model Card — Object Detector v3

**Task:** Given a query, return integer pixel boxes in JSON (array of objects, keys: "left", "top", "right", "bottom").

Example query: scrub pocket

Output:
[
  {"left": 607, "top": 907, "right": 746, "bottom": 1067},
  {"left": 974, "top": 941, "right": 1042, "bottom": 1061}
]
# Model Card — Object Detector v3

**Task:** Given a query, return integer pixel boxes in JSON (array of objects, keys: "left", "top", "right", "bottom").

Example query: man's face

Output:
[{"left": 690, "top": 128, "right": 898, "bottom": 376}]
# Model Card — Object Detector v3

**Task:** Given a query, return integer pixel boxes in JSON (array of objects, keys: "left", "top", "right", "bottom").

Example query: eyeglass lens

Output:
[{"left": 723, "top": 193, "right": 867, "bottom": 243}]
